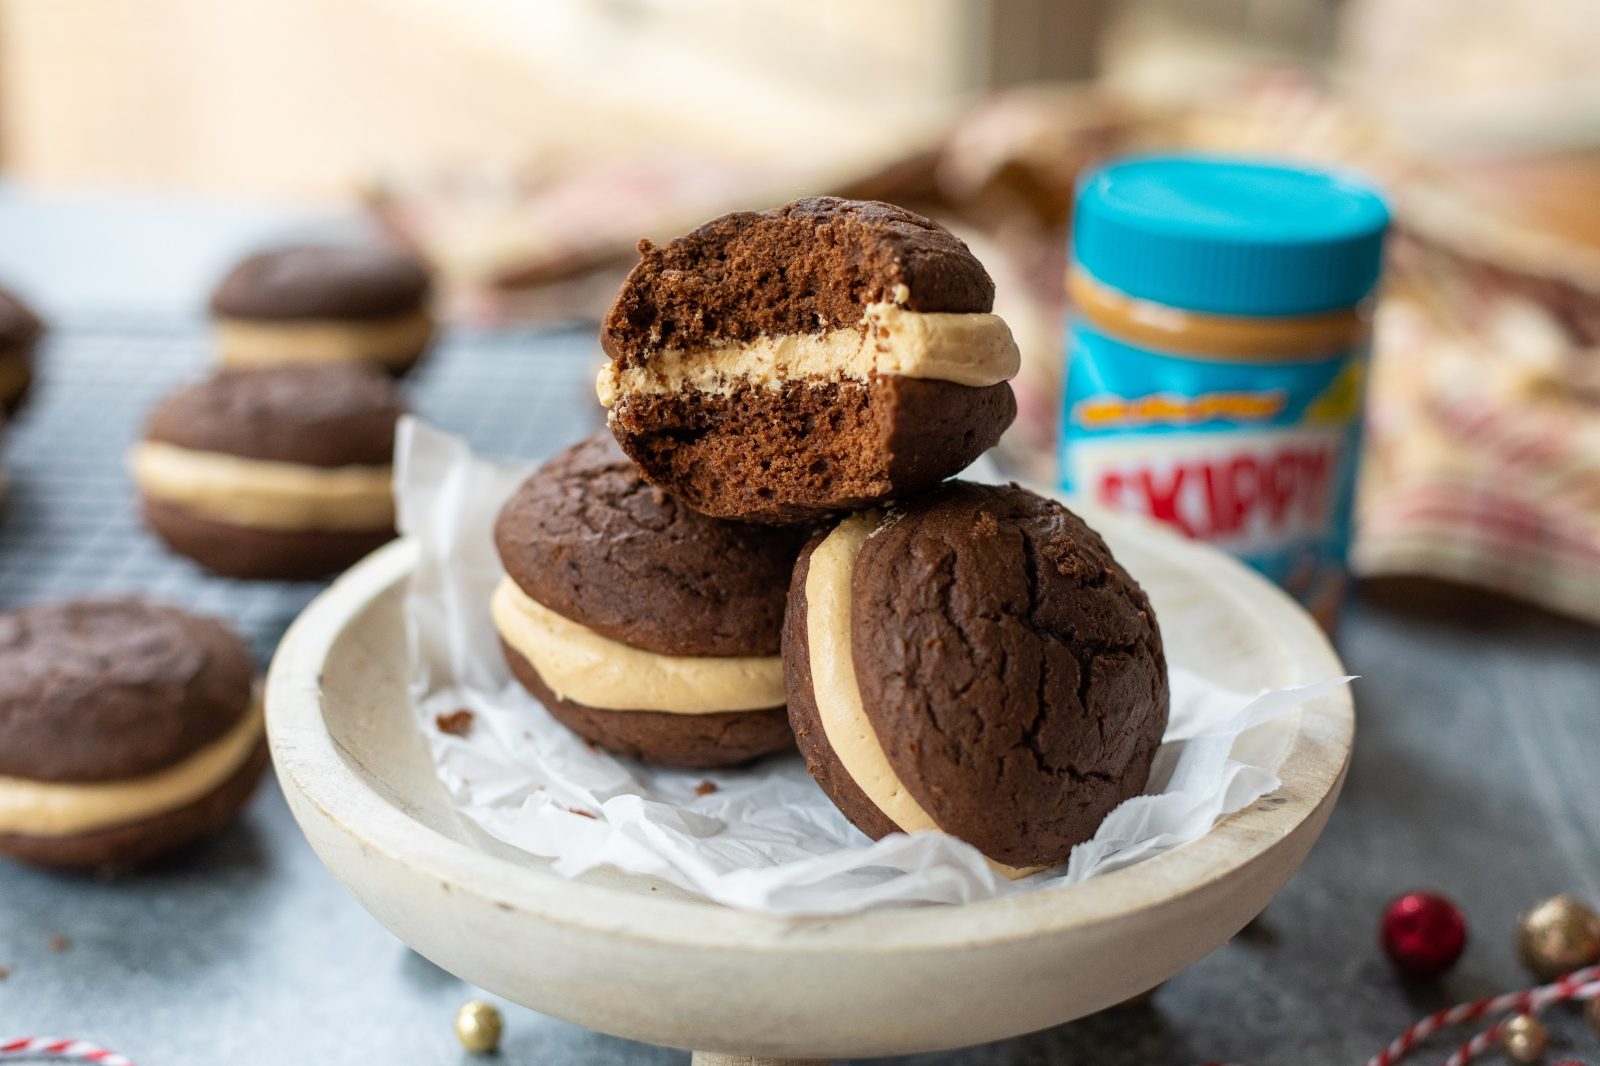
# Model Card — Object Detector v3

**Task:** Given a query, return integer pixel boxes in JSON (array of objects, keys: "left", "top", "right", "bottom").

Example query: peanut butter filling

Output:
[
  {"left": 597, "top": 301, "right": 1020, "bottom": 407},
  {"left": 0, "top": 700, "right": 262, "bottom": 837},
  {"left": 805, "top": 513, "right": 1039, "bottom": 879},
  {"left": 215, "top": 309, "right": 432, "bottom": 368},
  {"left": 491, "top": 577, "right": 784, "bottom": 714},
  {"left": 129, "top": 441, "right": 394, "bottom": 531}
]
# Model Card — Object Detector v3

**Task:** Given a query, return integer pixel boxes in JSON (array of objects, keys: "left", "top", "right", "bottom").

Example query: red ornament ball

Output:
[{"left": 1381, "top": 890, "right": 1467, "bottom": 980}]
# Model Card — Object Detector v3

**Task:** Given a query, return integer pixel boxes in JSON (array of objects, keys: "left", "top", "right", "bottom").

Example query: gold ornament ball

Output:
[
  {"left": 1499, "top": 1013, "right": 1549, "bottom": 1064},
  {"left": 455, "top": 1000, "right": 503, "bottom": 1055},
  {"left": 1517, "top": 894, "right": 1600, "bottom": 980}
]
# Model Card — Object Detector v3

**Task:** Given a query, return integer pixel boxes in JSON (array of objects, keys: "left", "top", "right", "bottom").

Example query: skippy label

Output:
[{"left": 1060, "top": 324, "right": 1367, "bottom": 616}]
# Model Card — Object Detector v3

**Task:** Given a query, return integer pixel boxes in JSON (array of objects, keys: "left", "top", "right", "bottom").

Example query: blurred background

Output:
[{"left": 1, "top": 0, "right": 1597, "bottom": 620}]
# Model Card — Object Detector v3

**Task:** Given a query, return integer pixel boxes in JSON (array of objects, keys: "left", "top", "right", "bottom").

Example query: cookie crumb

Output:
[
  {"left": 0, "top": 965, "right": 10, "bottom": 980},
  {"left": 49, "top": 935, "right": 70, "bottom": 953},
  {"left": 562, "top": 806, "right": 597, "bottom": 820},
  {"left": 694, "top": 780, "right": 718, "bottom": 797},
  {"left": 973, "top": 510, "right": 999, "bottom": 537},
  {"left": 435, "top": 709, "right": 474, "bottom": 737}
]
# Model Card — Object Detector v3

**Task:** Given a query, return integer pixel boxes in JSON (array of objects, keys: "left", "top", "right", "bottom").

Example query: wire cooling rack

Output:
[{"left": 0, "top": 313, "right": 605, "bottom": 663}]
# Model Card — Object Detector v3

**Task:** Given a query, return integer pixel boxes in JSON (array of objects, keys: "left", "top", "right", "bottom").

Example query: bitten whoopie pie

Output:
[
  {"left": 492, "top": 432, "right": 809, "bottom": 768},
  {"left": 0, "top": 599, "right": 265, "bottom": 870},
  {"left": 598, "top": 197, "right": 1020, "bottom": 524},
  {"left": 0, "top": 283, "right": 43, "bottom": 416},
  {"left": 130, "top": 364, "right": 403, "bottom": 580},
  {"left": 210, "top": 243, "right": 434, "bottom": 374},
  {"left": 785, "top": 482, "right": 1169, "bottom": 873}
]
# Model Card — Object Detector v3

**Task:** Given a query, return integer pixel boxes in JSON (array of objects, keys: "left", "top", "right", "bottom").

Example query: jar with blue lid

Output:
[{"left": 1060, "top": 155, "right": 1390, "bottom": 627}]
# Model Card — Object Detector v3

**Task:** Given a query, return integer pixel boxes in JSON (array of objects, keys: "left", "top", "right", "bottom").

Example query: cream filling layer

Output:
[
  {"left": 491, "top": 577, "right": 785, "bottom": 714},
  {"left": 129, "top": 441, "right": 395, "bottom": 531},
  {"left": 215, "top": 310, "right": 432, "bottom": 368},
  {"left": 0, "top": 700, "right": 263, "bottom": 837},
  {"left": 806, "top": 513, "right": 1039, "bottom": 879},
  {"left": 597, "top": 301, "right": 1020, "bottom": 407}
]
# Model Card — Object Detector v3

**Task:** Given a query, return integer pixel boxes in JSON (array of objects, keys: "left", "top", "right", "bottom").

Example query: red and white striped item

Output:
[
  {"left": 0, "top": 1038, "right": 135, "bottom": 1066},
  {"left": 1367, "top": 966, "right": 1600, "bottom": 1066}
]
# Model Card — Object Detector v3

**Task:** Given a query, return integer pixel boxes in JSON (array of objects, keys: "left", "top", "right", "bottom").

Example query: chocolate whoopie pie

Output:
[
  {"left": 599, "top": 197, "right": 1020, "bottom": 524},
  {"left": 211, "top": 244, "right": 434, "bottom": 374},
  {"left": 131, "top": 364, "right": 403, "bottom": 580},
  {"left": 492, "top": 432, "right": 808, "bottom": 768},
  {"left": 0, "top": 283, "right": 43, "bottom": 416},
  {"left": 784, "top": 482, "right": 1169, "bottom": 873},
  {"left": 0, "top": 599, "right": 265, "bottom": 870}
]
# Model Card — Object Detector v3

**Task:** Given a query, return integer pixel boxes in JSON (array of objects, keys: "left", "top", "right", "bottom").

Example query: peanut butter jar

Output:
[{"left": 1060, "top": 155, "right": 1390, "bottom": 629}]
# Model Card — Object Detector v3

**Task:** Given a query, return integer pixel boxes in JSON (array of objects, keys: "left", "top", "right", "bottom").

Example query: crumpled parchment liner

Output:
[{"left": 397, "top": 417, "right": 1350, "bottom": 916}]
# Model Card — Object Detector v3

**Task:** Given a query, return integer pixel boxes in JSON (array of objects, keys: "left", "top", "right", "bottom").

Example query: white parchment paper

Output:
[{"left": 397, "top": 417, "right": 1350, "bottom": 916}]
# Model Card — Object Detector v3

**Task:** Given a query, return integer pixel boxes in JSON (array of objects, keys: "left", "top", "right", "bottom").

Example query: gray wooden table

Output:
[{"left": 1, "top": 190, "right": 1597, "bottom": 1066}]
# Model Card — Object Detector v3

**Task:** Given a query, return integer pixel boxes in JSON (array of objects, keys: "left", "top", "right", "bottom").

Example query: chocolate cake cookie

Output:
[
  {"left": 599, "top": 197, "right": 1020, "bottom": 523},
  {"left": 784, "top": 482, "right": 1169, "bottom": 872},
  {"left": 131, "top": 364, "right": 403, "bottom": 580},
  {"left": 0, "top": 599, "right": 265, "bottom": 869},
  {"left": 0, "top": 284, "right": 43, "bottom": 416},
  {"left": 492, "top": 432, "right": 807, "bottom": 767},
  {"left": 211, "top": 243, "right": 434, "bottom": 374}
]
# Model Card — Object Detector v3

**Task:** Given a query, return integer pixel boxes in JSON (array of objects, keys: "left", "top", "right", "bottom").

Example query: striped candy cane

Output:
[
  {"left": 1443, "top": 977, "right": 1600, "bottom": 1066},
  {"left": 1366, "top": 966, "right": 1600, "bottom": 1066},
  {"left": 0, "top": 1038, "right": 135, "bottom": 1066}
]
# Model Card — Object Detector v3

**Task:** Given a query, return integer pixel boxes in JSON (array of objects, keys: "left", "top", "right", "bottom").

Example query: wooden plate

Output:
[{"left": 266, "top": 505, "right": 1353, "bottom": 1063}]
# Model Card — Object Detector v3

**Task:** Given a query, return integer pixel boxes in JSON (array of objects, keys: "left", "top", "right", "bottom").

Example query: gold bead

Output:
[
  {"left": 1499, "top": 1013, "right": 1548, "bottom": 1064},
  {"left": 455, "top": 1000, "right": 503, "bottom": 1055},
  {"left": 1585, "top": 994, "right": 1600, "bottom": 1035},
  {"left": 1517, "top": 894, "right": 1600, "bottom": 981}
]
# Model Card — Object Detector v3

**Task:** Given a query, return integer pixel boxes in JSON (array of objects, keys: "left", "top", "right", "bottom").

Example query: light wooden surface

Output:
[{"left": 265, "top": 501, "right": 1353, "bottom": 1061}]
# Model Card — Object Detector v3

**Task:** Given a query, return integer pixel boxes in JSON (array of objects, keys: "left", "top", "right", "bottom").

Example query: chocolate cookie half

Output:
[
  {"left": 0, "top": 599, "right": 265, "bottom": 870},
  {"left": 211, "top": 243, "right": 434, "bottom": 374},
  {"left": 784, "top": 482, "right": 1169, "bottom": 872},
  {"left": 0, "top": 284, "right": 43, "bottom": 416},
  {"left": 599, "top": 197, "right": 1019, "bottom": 523},
  {"left": 131, "top": 364, "right": 402, "bottom": 580},
  {"left": 492, "top": 432, "right": 807, "bottom": 767}
]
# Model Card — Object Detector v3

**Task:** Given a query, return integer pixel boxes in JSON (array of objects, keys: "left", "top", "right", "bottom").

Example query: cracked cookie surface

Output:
[
  {"left": 787, "top": 482, "right": 1169, "bottom": 867},
  {"left": 495, "top": 432, "right": 808, "bottom": 657}
]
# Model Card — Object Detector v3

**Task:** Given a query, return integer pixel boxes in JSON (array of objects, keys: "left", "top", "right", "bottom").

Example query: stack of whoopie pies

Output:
[
  {"left": 131, "top": 241, "right": 433, "bottom": 582},
  {"left": 494, "top": 197, "right": 1170, "bottom": 874},
  {"left": 0, "top": 244, "right": 436, "bottom": 875}
]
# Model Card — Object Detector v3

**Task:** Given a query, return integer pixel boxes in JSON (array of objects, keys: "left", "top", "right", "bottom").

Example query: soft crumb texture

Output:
[
  {"left": 494, "top": 432, "right": 808, "bottom": 655},
  {"left": 145, "top": 364, "right": 403, "bottom": 468},
  {"left": 610, "top": 375, "right": 1014, "bottom": 524},
  {"left": 599, "top": 197, "right": 1015, "bottom": 524},
  {"left": 435, "top": 709, "right": 475, "bottom": 737},
  {"left": 211, "top": 244, "right": 431, "bottom": 320},
  {"left": 601, "top": 197, "right": 994, "bottom": 361},
  {"left": 853, "top": 483, "right": 1169, "bottom": 867}
]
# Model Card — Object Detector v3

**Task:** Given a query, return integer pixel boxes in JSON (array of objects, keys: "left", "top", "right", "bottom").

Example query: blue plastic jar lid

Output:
[{"left": 1072, "top": 154, "right": 1390, "bottom": 317}]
